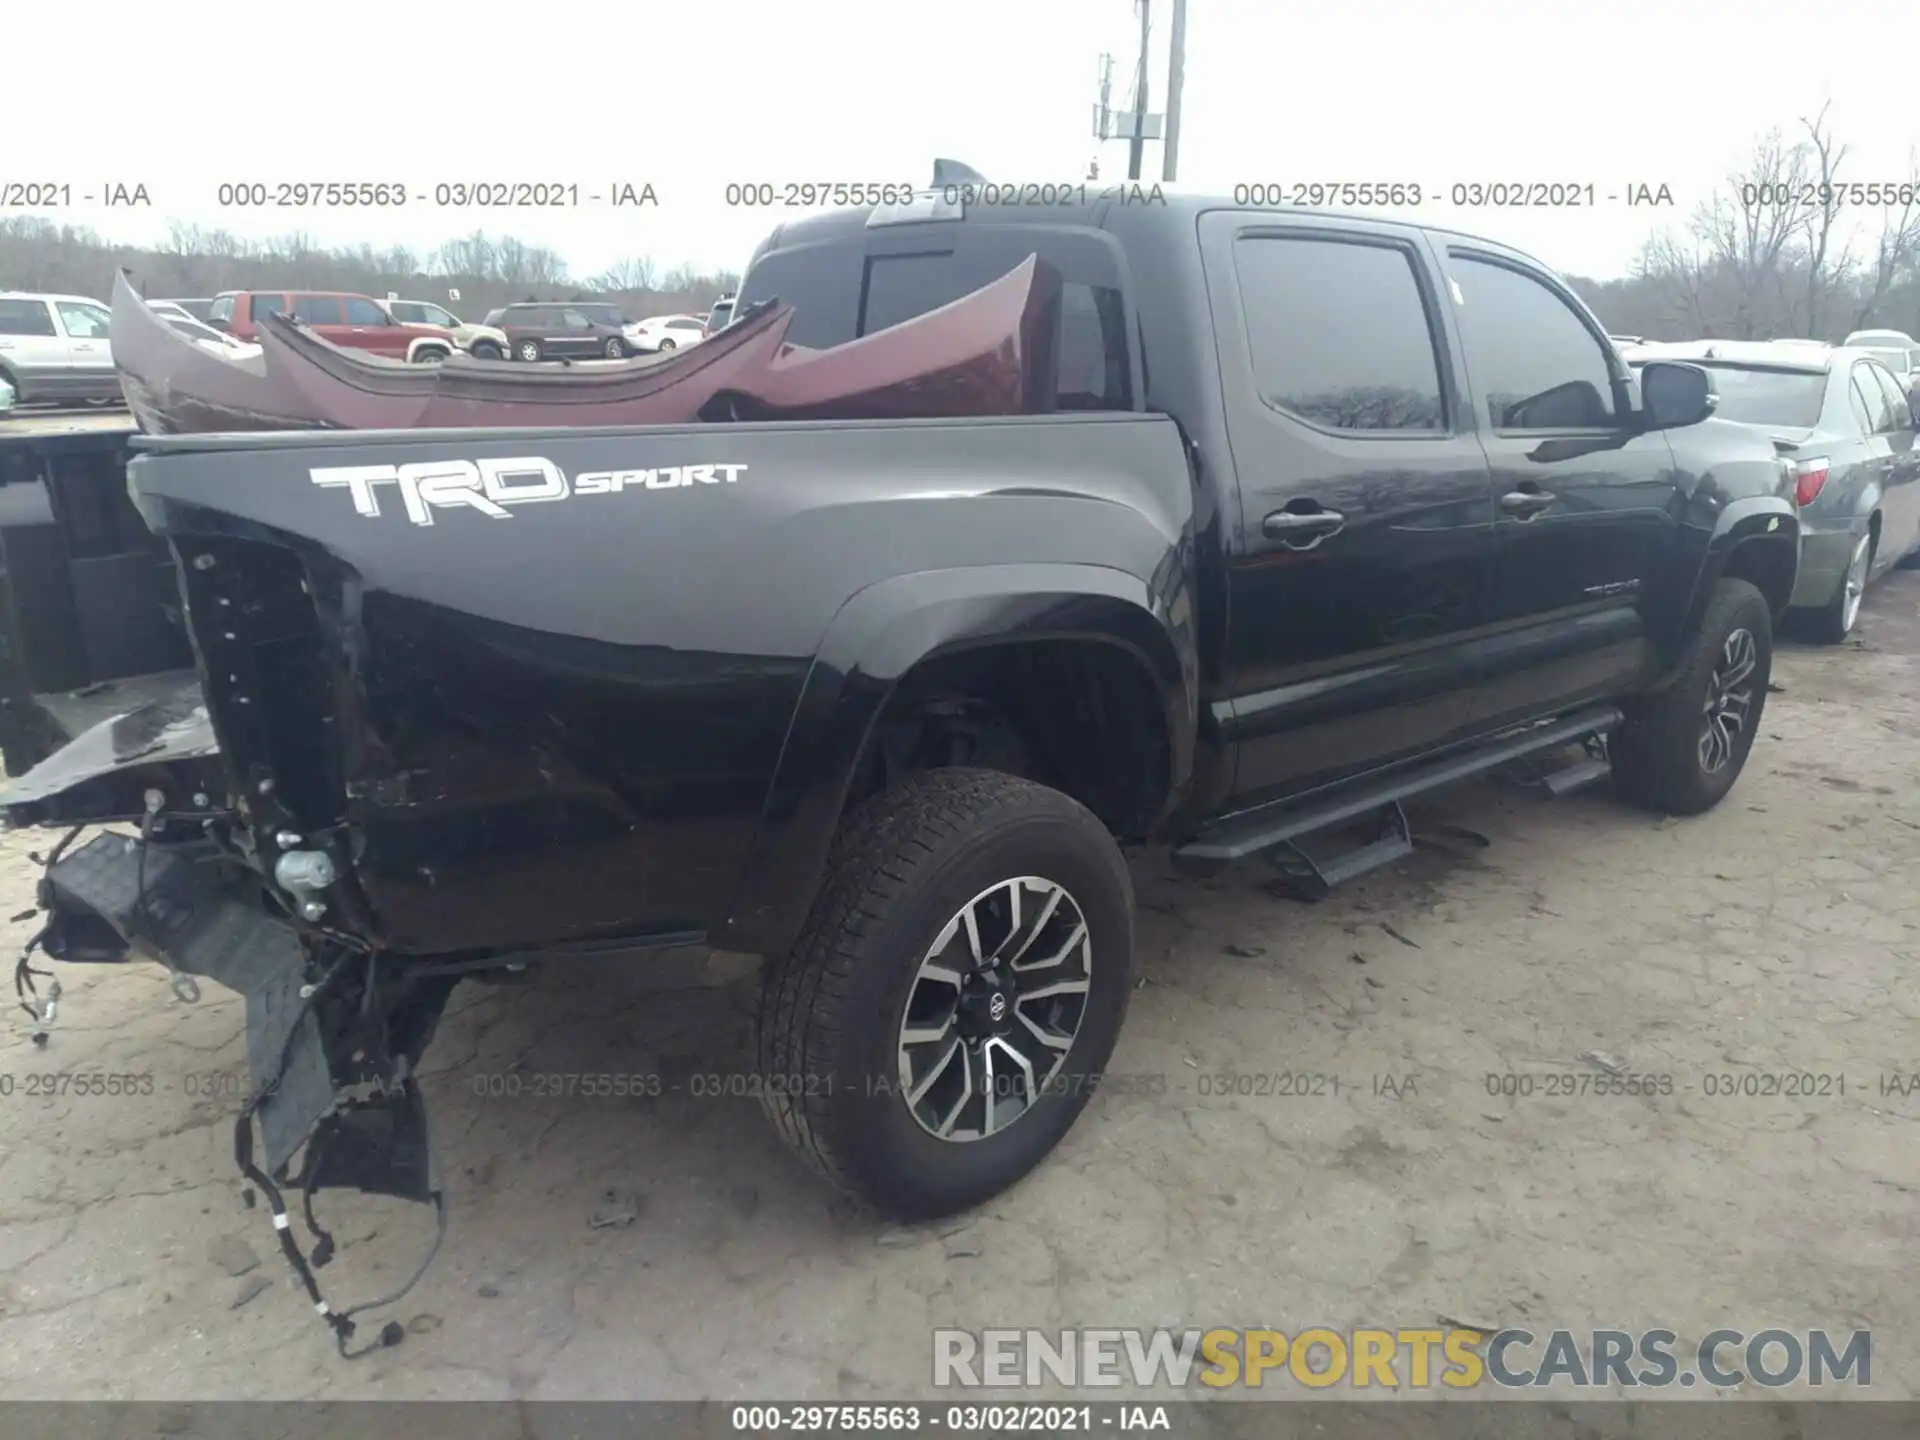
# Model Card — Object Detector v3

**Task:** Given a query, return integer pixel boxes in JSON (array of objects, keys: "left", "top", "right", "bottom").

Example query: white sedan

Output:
[{"left": 624, "top": 314, "right": 707, "bottom": 353}]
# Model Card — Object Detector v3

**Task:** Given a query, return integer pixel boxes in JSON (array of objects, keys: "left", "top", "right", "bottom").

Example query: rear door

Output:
[
  {"left": 1862, "top": 360, "right": 1920, "bottom": 565},
  {"left": 53, "top": 300, "right": 117, "bottom": 399},
  {"left": 0, "top": 299, "right": 67, "bottom": 400},
  {"left": 556, "top": 308, "right": 598, "bottom": 357},
  {"left": 1200, "top": 212, "right": 1498, "bottom": 801},
  {"left": 1436, "top": 243, "right": 1684, "bottom": 731}
]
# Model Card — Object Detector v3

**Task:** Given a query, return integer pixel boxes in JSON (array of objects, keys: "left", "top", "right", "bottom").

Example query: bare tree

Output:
[
  {"left": 1798, "top": 102, "right": 1850, "bottom": 338},
  {"left": 593, "top": 255, "right": 658, "bottom": 291}
]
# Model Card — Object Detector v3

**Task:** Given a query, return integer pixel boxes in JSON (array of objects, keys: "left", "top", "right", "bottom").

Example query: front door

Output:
[
  {"left": 53, "top": 300, "right": 116, "bottom": 399},
  {"left": 344, "top": 296, "right": 412, "bottom": 357},
  {"left": 1202, "top": 211, "right": 1499, "bottom": 805},
  {"left": 1437, "top": 244, "right": 1685, "bottom": 731},
  {"left": 557, "top": 308, "right": 598, "bottom": 358}
]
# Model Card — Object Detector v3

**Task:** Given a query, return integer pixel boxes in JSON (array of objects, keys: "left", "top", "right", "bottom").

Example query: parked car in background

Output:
[
  {"left": 1842, "top": 328, "right": 1920, "bottom": 383},
  {"left": 629, "top": 313, "right": 706, "bottom": 352},
  {"left": 162, "top": 312, "right": 263, "bottom": 360},
  {"left": 386, "top": 299, "right": 511, "bottom": 360},
  {"left": 207, "top": 291, "right": 456, "bottom": 362},
  {"left": 1625, "top": 339, "right": 1920, "bottom": 641},
  {"left": 704, "top": 295, "right": 736, "bottom": 337},
  {"left": 489, "top": 301, "right": 635, "bottom": 361},
  {"left": 0, "top": 292, "right": 121, "bottom": 404}
]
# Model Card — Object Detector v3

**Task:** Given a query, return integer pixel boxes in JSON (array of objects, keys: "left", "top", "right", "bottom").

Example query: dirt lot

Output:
[{"left": 0, "top": 576, "right": 1915, "bottom": 1404}]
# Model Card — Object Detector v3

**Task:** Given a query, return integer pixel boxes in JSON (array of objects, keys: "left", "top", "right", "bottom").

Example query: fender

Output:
[
  {"left": 1656, "top": 494, "right": 1799, "bottom": 680},
  {"left": 405, "top": 336, "right": 453, "bottom": 364},
  {"left": 720, "top": 561, "right": 1198, "bottom": 958}
]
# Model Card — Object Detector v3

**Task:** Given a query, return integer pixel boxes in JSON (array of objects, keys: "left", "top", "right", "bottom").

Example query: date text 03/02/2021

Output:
[{"left": 1227, "top": 181, "right": 1676, "bottom": 208}]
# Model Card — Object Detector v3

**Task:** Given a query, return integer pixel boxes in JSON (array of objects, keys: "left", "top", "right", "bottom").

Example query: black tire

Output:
[
  {"left": 1611, "top": 577, "right": 1772, "bottom": 816},
  {"left": 413, "top": 347, "right": 449, "bottom": 365},
  {"left": 756, "top": 767, "right": 1134, "bottom": 1219},
  {"left": 469, "top": 341, "right": 503, "bottom": 361},
  {"left": 1809, "top": 529, "right": 1873, "bottom": 643},
  {"left": 658, "top": 338, "right": 677, "bottom": 351},
  {"left": 604, "top": 337, "right": 627, "bottom": 358},
  {"left": 515, "top": 339, "right": 542, "bottom": 363}
]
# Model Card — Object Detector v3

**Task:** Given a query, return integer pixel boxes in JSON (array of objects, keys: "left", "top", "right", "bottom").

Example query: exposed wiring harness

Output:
[{"left": 232, "top": 944, "right": 447, "bottom": 1358}]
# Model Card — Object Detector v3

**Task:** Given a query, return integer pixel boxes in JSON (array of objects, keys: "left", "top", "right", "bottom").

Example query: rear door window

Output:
[
  {"left": 1866, "top": 362, "right": 1913, "bottom": 430},
  {"left": 1232, "top": 234, "right": 1445, "bottom": 432},
  {"left": 294, "top": 295, "right": 345, "bottom": 324},
  {"left": 252, "top": 294, "right": 290, "bottom": 319},
  {"left": 1853, "top": 364, "right": 1895, "bottom": 434},
  {"left": 738, "top": 228, "right": 1135, "bottom": 409},
  {"left": 0, "top": 299, "right": 57, "bottom": 336}
]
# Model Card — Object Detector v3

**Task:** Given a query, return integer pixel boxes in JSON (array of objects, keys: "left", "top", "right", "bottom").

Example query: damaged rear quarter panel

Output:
[{"left": 128, "top": 414, "right": 1194, "bottom": 958}]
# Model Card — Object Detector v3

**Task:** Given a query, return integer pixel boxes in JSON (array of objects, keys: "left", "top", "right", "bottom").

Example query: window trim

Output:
[
  {"left": 1231, "top": 225, "right": 1453, "bottom": 439},
  {"left": 1446, "top": 246, "right": 1627, "bottom": 436},
  {"left": 1845, "top": 370, "right": 1876, "bottom": 437}
]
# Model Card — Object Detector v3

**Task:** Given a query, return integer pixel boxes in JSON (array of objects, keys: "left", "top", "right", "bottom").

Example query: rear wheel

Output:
[
  {"left": 1612, "top": 578, "right": 1772, "bottom": 816},
  {"left": 1810, "top": 530, "right": 1873, "bottom": 643},
  {"left": 658, "top": 338, "right": 677, "bottom": 352},
  {"left": 516, "top": 339, "right": 542, "bottom": 363},
  {"left": 756, "top": 768, "right": 1134, "bottom": 1219}
]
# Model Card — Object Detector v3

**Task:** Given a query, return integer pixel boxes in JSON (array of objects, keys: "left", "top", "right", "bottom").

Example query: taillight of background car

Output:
[{"left": 1793, "top": 457, "right": 1830, "bottom": 508}]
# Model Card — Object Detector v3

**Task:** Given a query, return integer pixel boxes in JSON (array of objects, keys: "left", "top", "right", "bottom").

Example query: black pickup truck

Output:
[{"left": 1, "top": 191, "right": 1797, "bottom": 1345}]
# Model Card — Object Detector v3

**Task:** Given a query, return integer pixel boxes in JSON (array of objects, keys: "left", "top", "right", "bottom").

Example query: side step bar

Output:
[{"left": 1171, "top": 705, "right": 1623, "bottom": 888}]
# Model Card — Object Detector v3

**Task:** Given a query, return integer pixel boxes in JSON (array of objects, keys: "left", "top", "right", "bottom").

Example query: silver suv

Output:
[{"left": 0, "top": 293, "right": 121, "bottom": 405}]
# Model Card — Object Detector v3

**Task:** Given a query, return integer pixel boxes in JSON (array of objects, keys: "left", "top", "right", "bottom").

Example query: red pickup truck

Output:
[{"left": 207, "top": 290, "right": 456, "bottom": 362}]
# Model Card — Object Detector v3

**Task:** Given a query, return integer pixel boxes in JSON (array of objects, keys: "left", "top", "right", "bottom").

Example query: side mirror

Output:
[{"left": 1640, "top": 360, "right": 1717, "bottom": 430}]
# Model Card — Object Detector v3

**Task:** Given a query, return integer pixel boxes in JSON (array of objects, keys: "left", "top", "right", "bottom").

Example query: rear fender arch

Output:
[
  {"left": 1655, "top": 496, "right": 1799, "bottom": 681},
  {"left": 720, "top": 562, "right": 1196, "bottom": 958}
]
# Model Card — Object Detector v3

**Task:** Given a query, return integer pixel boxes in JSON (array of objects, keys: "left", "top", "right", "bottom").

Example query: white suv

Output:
[{"left": 0, "top": 293, "right": 121, "bottom": 405}]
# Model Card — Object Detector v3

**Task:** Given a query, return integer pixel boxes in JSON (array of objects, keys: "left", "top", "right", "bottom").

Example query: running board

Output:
[{"left": 1172, "top": 706, "right": 1624, "bottom": 883}]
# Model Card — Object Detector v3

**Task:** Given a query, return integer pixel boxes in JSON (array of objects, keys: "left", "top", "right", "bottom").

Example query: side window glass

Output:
[
  {"left": 1855, "top": 366, "right": 1895, "bottom": 434},
  {"left": 343, "top": 298, "right": 386, "bottom": 324},
  {"left": 561, "top": 309, "right": 591, "bottom": 329},
  {"left": 55, "top": 303, "right": 109, "bottom": 339},
  {"left": 1233, "top": 234, "right": 1445, "bottom": 431},
  {"left": 1450, "top": 253, "right": 1617, "bottom": 430},
  {"left": 1868, "top": 364, "right": 1912, "bottom": 430},
  {"left": 294, "top": 296, "right": 344, "bottom": 325},
  {"left": 253, "top": 294, "right": 289, "bottom": 318},
  {"left": 1848, "top": 373, "right": 1877, "bottom": 436}
]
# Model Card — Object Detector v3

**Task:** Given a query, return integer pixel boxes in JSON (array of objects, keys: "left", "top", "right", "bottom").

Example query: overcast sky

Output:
[{"left": 8, "top": 0, "right": 1914, "bottom": 286}]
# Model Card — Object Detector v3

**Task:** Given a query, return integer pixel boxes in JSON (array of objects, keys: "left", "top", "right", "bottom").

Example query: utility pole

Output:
[
  {"left": 1161, "top": 0, "right": 1187, "bottom": 182},
  {"left": 1128, "top": 0, "right": 1152, "bottom": 181}
]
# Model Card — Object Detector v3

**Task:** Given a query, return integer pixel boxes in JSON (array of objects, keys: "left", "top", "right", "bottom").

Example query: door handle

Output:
[
  {"left": 1500, "top": 489, "right": 1556, "bottom": 516},
  {"left": 1262, "top": 508, "right": 1346, "bottom": 548}
]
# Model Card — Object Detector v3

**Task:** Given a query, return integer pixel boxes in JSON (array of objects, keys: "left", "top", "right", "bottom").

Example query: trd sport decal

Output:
[{"left": 309, "top": 457, "right": 747, "bottom": 526}]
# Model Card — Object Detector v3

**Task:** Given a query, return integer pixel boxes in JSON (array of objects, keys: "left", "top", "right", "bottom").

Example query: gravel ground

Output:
[{"left": 0, "top": 574, "right": 1915, "bottom": 1405}]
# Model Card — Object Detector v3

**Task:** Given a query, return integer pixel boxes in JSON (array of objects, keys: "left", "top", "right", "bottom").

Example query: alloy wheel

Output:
[
  {"left": 1698, "top": 627, "right": 1758, "bottom": 774},
  {"left": 895, "top": 876, "right": 1092, "bottom": 1143},
  {"left": 1840, "top": 534, "right": 1871, "bottom": 635}
]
